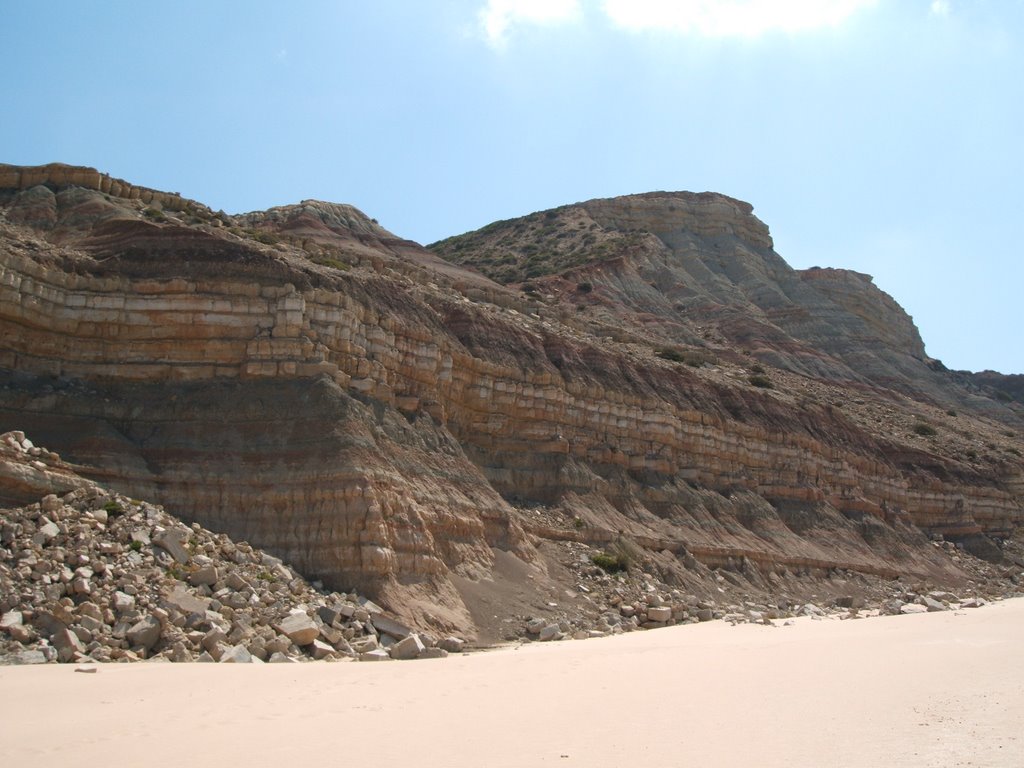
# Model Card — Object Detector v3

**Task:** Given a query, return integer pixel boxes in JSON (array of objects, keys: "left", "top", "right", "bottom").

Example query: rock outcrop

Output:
[
  {"left": 432, "top": 191, "right": 1005, "bottom": 408},
  {"left": 1, "top": 165, "right": 1021, "bottom": 639}
]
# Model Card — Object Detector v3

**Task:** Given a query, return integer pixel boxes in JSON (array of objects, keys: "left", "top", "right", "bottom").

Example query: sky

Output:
[{"left": 3, "top": 0, "right": 1022, "bottom": 374}]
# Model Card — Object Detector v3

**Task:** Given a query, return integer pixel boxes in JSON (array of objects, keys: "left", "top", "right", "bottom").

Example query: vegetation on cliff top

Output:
[{"left": 430, "top": 207, "right": 650, "bottom": 284}]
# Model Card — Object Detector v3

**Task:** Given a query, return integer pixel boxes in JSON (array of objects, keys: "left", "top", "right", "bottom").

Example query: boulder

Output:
[
  {"left": 647, "top": 606, "right": 672, "bottom": 622},
  {"left": 36, "top": 520, "right": 60, "bottom": 542},
  {"left": 168, "top": 642, "right": 194, "bottom": 663},
  {"left": 371, "top": 613, "right": 413, "bottom": 640},
  {"left": 152, "top": 529, "right": 190, "bottom": 564},
  {"left": 264, "top": 635, "right": 292, "bottom": 656},
  {"left": 0, "top": 610, "right": 24, "bottom": 633},
  {"left": 438, "top": 636, "right": 466, "bottom": 653},
  {"left": 163, "top": 587, "right": 209, "bottom": 615},
  {"left": 126, "top": 615, "right": 162, "bottom": 651},
  {"left": 275, "top": 612, "right": 319, "bottom": 646},
  {"left": 88, "top": 508, "right": 108, "bottom": 524},
  {"left": 202, "top": 628, "right": 228, "bottom": 652},
  {"left": 389, "top": 633, "right": 425, "bottom": 660},
  {"left": 316, "top": 623, "right": 343, "bottom": 644},
  {"left": 317, "top": 605, "right": 343, "bottom": 626},
  {"left": 52, "top": 627, "right": 85, "bottom": 662},
  {"left": 923, "top": 597, "right": 947, "bottom": 612},
  {"left": 7, "top": 623, "right": 35, "bottom": 643},
  {"left": 224, "top": 572, "right": 251, "bottom": 591},
  {"left": 188, "top": 565, "right": 220, "bottom": 587},
  {"left": 11, "top": 649, "right": 50, "bottom": 665},
  {"left": 207, "top": 642, "right": 231, "bottom": 661},
  {"left": 538, "top": 624, "right": 561, "bottom": 642},
  {"left": 352, "top": 636, "right": 379, "bottom": 654},
  {"left": 309, "top": 639, "right": 336, "bottom": 660},
  {"left": 218, "top": 645, "right": 253, "bottom": 663},
  {"left": 111, "top": 591, "right": 136, "bottom": 614}
]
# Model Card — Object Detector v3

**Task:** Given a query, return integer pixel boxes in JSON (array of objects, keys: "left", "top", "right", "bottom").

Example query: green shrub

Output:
[
  {"left": 748, "top": 374, "right": 773, "bottom": 389},
  {"left": 592, "top": 552, "right": 628, "bottom": 574},
  {"left": 657, "top": 348, "right": 713, "bottom": 368},
  {"left": 103, "top": 500, "right": 122, "bottom": 514},
  {"left": 657, "top": 348, "right": 686, "bottom": 363},
  {"left": 913, "top": 423, "right": 937, "bottom": 437},
  {"left": 129, "top": 540, "right": 143, "bottom": 552},
  {"left": 252, "top": 231, "right": 279, "bottom": 245},
  {"left": 311, "top": 256, "right": 349, "bottom": 271}
]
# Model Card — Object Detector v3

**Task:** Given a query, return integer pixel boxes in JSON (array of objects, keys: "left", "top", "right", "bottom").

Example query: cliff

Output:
[
  {"left": 431, "top": 191, "right": 990, "bottom": 406},
  {"left": 1, "top": 165, "right": 1021, "bottom": 638}
]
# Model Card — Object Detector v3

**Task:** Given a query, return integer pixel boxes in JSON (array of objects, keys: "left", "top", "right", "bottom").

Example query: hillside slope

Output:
[{"left": 1, "top": 165, "right": 1021, "bottom": 639}]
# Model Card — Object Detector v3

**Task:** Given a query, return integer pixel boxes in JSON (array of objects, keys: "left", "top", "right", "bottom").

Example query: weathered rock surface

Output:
[{"left": 1, "top": 165, "right": 1022, "bottom": 641}]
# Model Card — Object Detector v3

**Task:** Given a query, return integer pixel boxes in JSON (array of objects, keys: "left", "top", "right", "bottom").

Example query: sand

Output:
[{"left": 1, "top": 599, "right": 1021, "bottom": 768}]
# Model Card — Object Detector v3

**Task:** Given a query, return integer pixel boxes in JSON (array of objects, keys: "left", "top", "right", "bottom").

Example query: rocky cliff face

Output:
[
  {"left": 432, "top": 191, "right": 995, "bottom": 408},
  {"left": 1, "top": 165, "right": 1021, "bottom": 638}
]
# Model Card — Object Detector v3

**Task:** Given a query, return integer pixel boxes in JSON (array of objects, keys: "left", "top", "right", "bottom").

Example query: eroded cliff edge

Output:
[{"left": 1, "top": 164, "right": 1021, "bottom": 637}]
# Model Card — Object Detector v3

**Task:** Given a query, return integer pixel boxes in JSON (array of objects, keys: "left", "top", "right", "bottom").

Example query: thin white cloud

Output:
[
  {"left": 478, "top": 0, "right": 582, "bottom": 48},
  {"left": 601, "top": 0, "right": 878, "bottom": 39},
  {"left": 930, "top": 0, "right": 951, "bottom": 17}
]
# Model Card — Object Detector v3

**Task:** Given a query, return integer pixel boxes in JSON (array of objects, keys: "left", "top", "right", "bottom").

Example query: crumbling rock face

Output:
[
  {"left": 0, "top": 432, "right": 459, "bottom": 664},
  {"left": 1, "top": 165, "right": 1021, "bottom": 636}
]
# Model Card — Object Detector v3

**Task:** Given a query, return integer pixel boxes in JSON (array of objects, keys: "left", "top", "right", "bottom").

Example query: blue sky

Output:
[{"left": 4, "top": 0, "right": 1022, "bottom": 373}]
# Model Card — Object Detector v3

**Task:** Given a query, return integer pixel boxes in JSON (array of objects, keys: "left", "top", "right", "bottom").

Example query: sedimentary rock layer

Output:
[{"left": 1, "top": 165, "right": 1021, "bottom": 632}]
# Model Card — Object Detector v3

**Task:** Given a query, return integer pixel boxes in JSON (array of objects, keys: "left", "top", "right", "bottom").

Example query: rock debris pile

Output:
[
  {"left": 0, "top": 432, "right": 464, "bottom": 665},
  {"left": 521, "top": 585, "right": 997, "bottom": 643},
  {"left": 510, "top": 530, "right": 1023, "bottom": 643}
]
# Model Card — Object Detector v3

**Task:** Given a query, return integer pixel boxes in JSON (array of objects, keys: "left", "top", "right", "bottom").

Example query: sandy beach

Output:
[{"left": 2, "top": 599, "right": 1021, "bottom": 768}]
